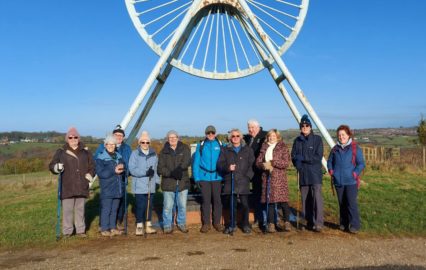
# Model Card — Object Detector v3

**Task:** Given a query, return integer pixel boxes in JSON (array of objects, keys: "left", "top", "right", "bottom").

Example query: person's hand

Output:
[
  {"left": 353, "top": 172, "right": 360, "bottom": 189},
  {"left": 229, "top": 164, "right": 236, "bottom": 172},
  {"left": 146, "top": 167, "right": 155, "bottom": 177},
  {"left": 171, "top": 166, "right": 183, "bottom": 180},
  {"left": 263, "top": 162, "right": 273, "bottom": 172},
  {"left": 115, "top": 164, "right": 124, "bottom": 174},
  {"left": 328, "top": 169, "right": 334, "bottom": 176},
  {"left": 85, "top": 173, "right": 93, "bottom": 182},
  {"left": 294, "top": 154, "right": 303, "bottom": 170},
  {"left": 55, "top": 163, "right": 64, "bottom": 173}
]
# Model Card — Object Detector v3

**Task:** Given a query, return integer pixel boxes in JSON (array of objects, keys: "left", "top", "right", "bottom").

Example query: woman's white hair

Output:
[{"left": 104, "top": 133, "right": 117, "bottom": 145}]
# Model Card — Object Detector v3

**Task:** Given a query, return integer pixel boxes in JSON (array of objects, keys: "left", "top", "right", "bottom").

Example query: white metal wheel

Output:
[{"left": 126, "top": 0, "right": 309, "bottom": 79}]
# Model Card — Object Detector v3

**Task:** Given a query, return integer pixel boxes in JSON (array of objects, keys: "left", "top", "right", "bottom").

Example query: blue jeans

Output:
[
  {"left": 135, "top": 194, "right": 154, "bottom": 223},
  {"left": 162, "top": 189, "right": 188, "bottom": 230},
  {"left": 100, "top": 198, "right": 120, "bottom": 231}
]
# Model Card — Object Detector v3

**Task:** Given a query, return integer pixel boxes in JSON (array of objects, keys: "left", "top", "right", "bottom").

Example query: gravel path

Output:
[{"left": 1, "top": 227, "right": 425, "bottom": 270}]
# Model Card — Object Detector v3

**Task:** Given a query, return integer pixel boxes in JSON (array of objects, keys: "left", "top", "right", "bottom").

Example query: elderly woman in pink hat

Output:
[{"left": 49, "top": 127, "right": 95, "bottom": 238}]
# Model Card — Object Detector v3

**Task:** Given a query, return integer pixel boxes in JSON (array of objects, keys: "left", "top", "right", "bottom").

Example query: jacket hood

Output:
[
  {"left": 97, "top": 148, "right": 123, "bottom": 161},
  {"left": 161, "top": 141, "right": 186, "bottom": 154}
]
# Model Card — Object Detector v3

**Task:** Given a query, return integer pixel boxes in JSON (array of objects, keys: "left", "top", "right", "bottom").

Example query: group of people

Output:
[{"left": 49, "top": 115, "right": 365, "bottom": 238}]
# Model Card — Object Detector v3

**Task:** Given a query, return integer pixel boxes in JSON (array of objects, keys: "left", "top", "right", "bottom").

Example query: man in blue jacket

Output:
[
  {"left": 291, "top": 115, "right": 324, "bottom": 232},
  {"left": 192, "top": 125, "right": 223, "bottom": 233}
]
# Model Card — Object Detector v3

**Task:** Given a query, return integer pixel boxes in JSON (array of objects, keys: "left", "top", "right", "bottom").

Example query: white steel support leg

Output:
[
  {"left": 239, "top": 15, "right": 329, "bottom": 169},
  {"left": 120, "top": 0, "right": 203, "bottom": 130},
  {"left": 238, "top": 0, "right": 335, "bottom": 150}
]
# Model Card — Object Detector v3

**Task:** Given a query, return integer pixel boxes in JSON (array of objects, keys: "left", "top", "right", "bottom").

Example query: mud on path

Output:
[{"left": 1, "top": 226, "right": 425, "bottom": 270}]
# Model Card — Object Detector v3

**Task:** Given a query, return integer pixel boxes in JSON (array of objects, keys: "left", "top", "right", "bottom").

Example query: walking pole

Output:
[
  {"left": 56, "top": 173, "right": 62, "bottom": 241},
  {"left": 145, "top": 172, "right": 152, "bottom": 238},
  {"left": 330, "top": 175, "right": 335, "bottom": 196},
  {"left": 265, "top": 174, "right": 271, "bottom": 233},
  {"left": 230, "top": 172, "right": 234, "bottom": 236},
  {"left": 296, "top": 171, "right": 300, "bottom": 230},
  {"left": 124, "top": 175, "right": 128, "bottom": 235}
]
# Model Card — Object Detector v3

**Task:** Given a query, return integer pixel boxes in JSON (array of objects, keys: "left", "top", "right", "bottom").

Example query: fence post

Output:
[{"left": 423, "top": 146, "right": 425, "bottom": 171}]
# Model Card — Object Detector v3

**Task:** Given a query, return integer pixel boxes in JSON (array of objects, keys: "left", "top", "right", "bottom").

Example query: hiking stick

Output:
[
  {"left": 265, "top": 174, "right": 271, "bottom": 233},
  {"left": 56, "top": 173, "right": 62, "bottom": 241},
  {"left": 230, "top": 172, "right": 234, "bottom": 236},
  {"left": 124, "top": 175, "right": 128, "bottom": 235},
  {"left": 145, "top": 174, "right": 152, "bottom": 238},
  {"left": 296, "top": 171, "right": 300, "bottom": 230},
  {"left": 330, "top": 175, "right": 335, "bottom": 196}
]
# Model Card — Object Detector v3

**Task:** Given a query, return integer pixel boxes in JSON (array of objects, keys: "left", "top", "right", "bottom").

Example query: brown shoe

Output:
[
  {"left": 267, "top": 223, "right": 276, "bottom": 233},
  {"left": 213, "top": 224, "right": 223, "bottom": 232},
  {"left": 284, "top": 222, "right": 292, "bottom": 232},
  {"left": 200, "top": 224, "right": 210, "bottom": 233}
]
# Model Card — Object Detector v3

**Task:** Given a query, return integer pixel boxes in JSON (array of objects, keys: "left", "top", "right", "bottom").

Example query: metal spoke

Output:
[
  {"left": 138, "top": 0, "right": 179, "bottom": 16},
  {"left": 247, "top": 0, "right": 294, "bottom": 31},
  {"left": 237, "top": 14, "right": 261, "bottom": 63},
  {"left": 276, "top": 0, "right": 302, "bottom": 9},
  {"left": 191, "top": 9, "right": 212, "bottom": 67},
  {"left": 221, "top": 12, "right": 229, "bottom": 73},
  {"left": 151, "top": 6, "right": 189, "bottom": 38},
  {"left": 179, "top": 16, "right": 205, "bottom": 62},
  {"left": 214, "top": 8, "right": 220, "bottom": 72},
  {"left": 203, "top": 8, "right": 216, "bottom": 71},
  {"left": 231, "top": 18, "right": 251, "bottom": 68},
  {"left": 225, "top": 8, "right": 240, "bottom": 71},
  {"left": 143, "top": 1, "right": 191, "bottom": 27},
  {"left": 249, "top": 0, "right": 298, "bottom": 20}
]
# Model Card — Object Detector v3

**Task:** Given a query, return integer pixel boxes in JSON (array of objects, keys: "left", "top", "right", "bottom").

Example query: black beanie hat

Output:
[{"left": 299, "top": 114, "right": 312, "bottom": 128}]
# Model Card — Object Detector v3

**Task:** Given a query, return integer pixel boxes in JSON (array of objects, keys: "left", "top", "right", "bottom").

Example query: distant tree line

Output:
[{"left": 0, "top": 131, "right": 102, "bottom": 144}]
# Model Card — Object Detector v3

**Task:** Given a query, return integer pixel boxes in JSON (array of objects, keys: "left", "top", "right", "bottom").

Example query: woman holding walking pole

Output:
[
  {"left": 217, "top": 128, "right": 255, "bottom": 234},
  {"left": 49, "top": 127, "right": 95, "bottom": 238},
  {"left": 256, "top": 129, "right": 291, "bottom": 233},
  {"left": 129, "top": 131, "right": 160, "bottom": 236},
  {"left": 327, "top": 125, "right": 365, "bottom": 234}
]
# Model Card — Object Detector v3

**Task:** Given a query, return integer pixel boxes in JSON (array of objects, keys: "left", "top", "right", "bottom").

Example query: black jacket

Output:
[
  {"left": 217, "top": 143, "right": 255, "bottom": 195},
  {"left": 157, "top": 141, "right": 191, "bottom": 192},
  {"left": 291, "top": 132, "right": 323, "bottom": 186}
]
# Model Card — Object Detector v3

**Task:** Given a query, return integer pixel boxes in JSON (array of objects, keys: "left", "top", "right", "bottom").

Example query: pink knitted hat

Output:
[{"left": 65, "top": 127, "right": 80, "bottom": 142}]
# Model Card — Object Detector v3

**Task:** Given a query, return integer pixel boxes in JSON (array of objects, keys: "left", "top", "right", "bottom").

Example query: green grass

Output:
[
  {"left": 287, "top": 169, "right": 426, "bottom": 236},
  {"left": 0, "top": 170, "right": 425, "bottom": 250}
]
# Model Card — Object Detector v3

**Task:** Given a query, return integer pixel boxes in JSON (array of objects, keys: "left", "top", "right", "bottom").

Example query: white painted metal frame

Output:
[{"left": 122, "top": 0, "right": 335, "bottom": 168}]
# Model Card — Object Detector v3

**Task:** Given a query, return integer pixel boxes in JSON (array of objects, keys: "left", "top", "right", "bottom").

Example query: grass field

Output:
[{"left": 0, "top": 170, "right": 425, "bottom": 250}]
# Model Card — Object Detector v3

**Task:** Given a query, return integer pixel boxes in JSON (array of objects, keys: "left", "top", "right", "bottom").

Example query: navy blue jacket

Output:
[
  {"left": 291, "top": 132, "right": 324, "bottom": 186},
  {"left": 96, "top": 150, "right": 125, "bottom": 199}
]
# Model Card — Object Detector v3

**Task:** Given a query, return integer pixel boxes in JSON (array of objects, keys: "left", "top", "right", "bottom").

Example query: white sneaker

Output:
[
  {"left": 145, "top": 221, "right": 157, "bottom": 234},
  {"left": 136, "top": 223, "right": 144, "bottom": 236}
]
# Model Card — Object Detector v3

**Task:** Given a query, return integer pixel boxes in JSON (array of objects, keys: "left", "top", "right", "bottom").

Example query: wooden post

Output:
[{"left": 423, "top": 146, "right": 425, "bottom": 171}]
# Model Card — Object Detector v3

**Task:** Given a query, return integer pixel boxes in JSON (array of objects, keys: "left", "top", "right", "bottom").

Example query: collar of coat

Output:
[
  {"left": 161, "top": 141, "right": 186, "bottom": 154},
  {"left": 137, "top": 146, "right": 156, "bottom": 157},
  {"left": 97, "top": 148, "right": 123, "bottom": 162}
]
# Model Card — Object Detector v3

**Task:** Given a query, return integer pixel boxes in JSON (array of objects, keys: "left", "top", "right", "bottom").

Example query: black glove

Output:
[
  {"left": 171, "top": 166, "right": 183, "bottom": 180},
  {"left": 146, "top": 166, "right": 155, "bottom": 178}
]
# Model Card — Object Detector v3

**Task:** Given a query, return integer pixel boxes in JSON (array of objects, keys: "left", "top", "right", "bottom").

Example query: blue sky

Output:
[{"left": 1, "top": 1, "right": 425, "bottom": 139}]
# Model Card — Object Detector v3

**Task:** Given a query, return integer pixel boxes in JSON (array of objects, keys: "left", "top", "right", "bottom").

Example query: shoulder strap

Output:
[
  {"left": 351, "top": 141, "right": 357, "bottom": 166},
  {"left": 200, "top": 138, "right": 222, "bottom": 156}
]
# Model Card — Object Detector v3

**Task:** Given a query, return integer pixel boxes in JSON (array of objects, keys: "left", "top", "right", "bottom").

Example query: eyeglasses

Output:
[
  {"left": 140, "top": 141, "right": 150, "bottom": 145},
  {"left": 206, "top": 131, "right": 215, "bottom": 135},
  {"left": 168, "top": 136, "right": 178, "bottom": 139},
  {"left": 68, "top": 136, "right": 79, "bottom": 139},
  {"left": 105, "top": 143, "right": 115, "bottom": 146},
  {"left": 231, "top": 135, "right": 240, "bottom": 138},
  {"left": 301, "top": 124, "right": 310, "bottom": 128}
]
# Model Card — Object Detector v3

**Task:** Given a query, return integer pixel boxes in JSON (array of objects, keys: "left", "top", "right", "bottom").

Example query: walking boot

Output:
[
  {"left": 213, "top": 223, "right": 223, "bottom": 232},
  {"left": 267, "top": 223, "right": 276, "bottom": 233},
  {"left": 136, "top": 223, "right": 144, "bottom": 236},
  {"left": 145, "top": 221, "right": 157, "bottom": 234},
  {"left": 110, "top": 229, "right": 123, "bottom": 236},
  {"left": 200, "top": 224, "right": 210, "bottom": 233},
  {"left": 284, "top": 222, "right": 292, "bottom": 232}
]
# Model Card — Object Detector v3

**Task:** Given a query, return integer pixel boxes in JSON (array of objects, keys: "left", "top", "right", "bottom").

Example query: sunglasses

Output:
[
  {"left": 140, "top": 141, "right": 150, "bottom": 145},
  {"left": 231, "top": 135, "right": 240, "bottom": 138},
  {"left": 68, "top": 136, "right": 79, "bottom": 139},
  {"left": 301, "top": 124, "right": 310, "bottom": 128},
  {"left": 206, "top": 131, "right": 215, "bottom": 135}
]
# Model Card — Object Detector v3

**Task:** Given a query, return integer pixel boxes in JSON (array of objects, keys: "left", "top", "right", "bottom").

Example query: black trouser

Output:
[
  {"left": 223, "top": 194, "right": 249, "bottom": 228},
  {"left": 267, "top": 202, "right": 290, "bottom": 223},
  {"left": 199, "top": 181, "right": 222, "bottom": 225}
]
